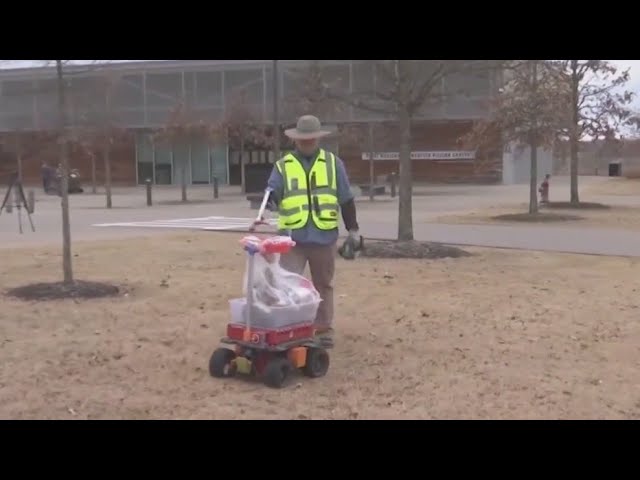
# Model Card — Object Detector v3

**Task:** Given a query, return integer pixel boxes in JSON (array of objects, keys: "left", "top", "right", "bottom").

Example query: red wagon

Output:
[{"left": 208, "top": 234, "right": 332, "bottom": 389}]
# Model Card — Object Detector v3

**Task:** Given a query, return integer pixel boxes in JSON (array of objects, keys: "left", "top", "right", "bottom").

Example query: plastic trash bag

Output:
[{"left": 241, "top": 236, "right": 321, "bottom": 312}]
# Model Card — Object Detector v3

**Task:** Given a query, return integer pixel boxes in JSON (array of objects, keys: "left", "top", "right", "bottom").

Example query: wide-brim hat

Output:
[{"left": 284, "top": 115, "right": 332, "bottom": 140}]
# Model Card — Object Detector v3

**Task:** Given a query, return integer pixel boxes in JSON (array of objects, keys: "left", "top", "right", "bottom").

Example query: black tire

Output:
[
  {"left": 303, "top": 348, "right": 330, "bottom": 378},
  {"left": 209, "top": 348, "right": 237, "bottom": 378},
  {"left": 264, "top": 357, "right": 293, "bottom": 388}
]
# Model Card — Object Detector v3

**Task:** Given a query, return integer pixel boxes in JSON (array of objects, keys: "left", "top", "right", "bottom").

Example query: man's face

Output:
[{"left": 295, "top": 138, "right": 319, "bottom": 156}]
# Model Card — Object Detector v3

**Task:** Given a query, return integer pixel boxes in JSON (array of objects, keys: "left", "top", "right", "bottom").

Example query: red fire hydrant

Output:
[{"left": 538, "top": 174, "right": 550, "bottom": 204}]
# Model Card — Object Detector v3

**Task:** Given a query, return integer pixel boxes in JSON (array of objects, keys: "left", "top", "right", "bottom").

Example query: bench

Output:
[{"left": 358, "top": 184, "right": 387, "bottom": 196}]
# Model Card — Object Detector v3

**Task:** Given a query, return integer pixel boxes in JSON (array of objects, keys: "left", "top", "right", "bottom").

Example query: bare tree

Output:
[
  {"left": 0, "top": 60, "right": 121, "bottom": 297},
  {"left": 154, "top": 101, "right": 217, "bottom": 202},
  {"left": 217, "top": 88, "right": 272, "bottom": 193},
  {"left": 0, "top": 64, "right": 64, "bottom": 184},
  {"left": 69, "top": 73, "right": 130, "bottom": 208},
  {"left": 325, "top": 60, "right": 500, "bottom": 241},
  {"left": 462, "top": 60, "right": 567, "bottom": 213},
  {"left": 282, "top": 60, "right": 350, "bottom": 122},
  {"left": 552, "top": 60, "right": 633, "bottom": 204},
  {"left": 55, "top": 60, "right": 74, "bottom": 284},
  {"left": 0, "top": 131, "right": 58, "bottom": 183}
]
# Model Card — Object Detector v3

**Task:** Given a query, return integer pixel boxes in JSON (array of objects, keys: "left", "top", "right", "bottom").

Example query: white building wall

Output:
[{"left": 502, "top": 143, "right": 553, "bottom": 185}]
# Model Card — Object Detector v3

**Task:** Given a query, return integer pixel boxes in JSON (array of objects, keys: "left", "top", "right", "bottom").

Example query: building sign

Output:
[{"left": 361, "top": 151, "right": 476, "bottom": 162}]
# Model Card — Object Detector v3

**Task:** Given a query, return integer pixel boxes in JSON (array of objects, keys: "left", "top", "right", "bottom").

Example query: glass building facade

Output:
[{"left": 0, "top": 60, "right": 497, "bottom": 185}]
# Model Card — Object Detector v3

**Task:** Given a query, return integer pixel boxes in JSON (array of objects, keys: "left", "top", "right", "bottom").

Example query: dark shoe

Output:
[{"left": 314, "top": 327, "right": 334, "bottom": 347}]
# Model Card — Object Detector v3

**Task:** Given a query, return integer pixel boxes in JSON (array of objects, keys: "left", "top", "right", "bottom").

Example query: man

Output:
[
  {"left": 41, "top": 161, "right": 55, "bottom": 193},
  {"left": 263, "top": 115, "right": 360, "bottom": 338}
]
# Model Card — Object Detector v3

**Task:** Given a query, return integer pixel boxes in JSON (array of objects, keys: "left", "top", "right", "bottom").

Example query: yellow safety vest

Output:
[{"left": 275, "top": 149, "right": 339, "bottom": 231}]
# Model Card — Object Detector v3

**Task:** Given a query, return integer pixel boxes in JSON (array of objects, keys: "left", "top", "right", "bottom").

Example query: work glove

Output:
[{"left": 338, "top": 230, "right": 364, "bottom": 260}]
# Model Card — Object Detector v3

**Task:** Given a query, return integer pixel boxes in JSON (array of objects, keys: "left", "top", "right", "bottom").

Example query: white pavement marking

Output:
[{"left": 93, "top": 216, "right": 278, "bottom": 231}]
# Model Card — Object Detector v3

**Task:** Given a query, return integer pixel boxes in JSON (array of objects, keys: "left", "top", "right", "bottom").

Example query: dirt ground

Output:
[
  {"left": 584, "top": 178, "right": 640, "bottom": 196},
  {"left": 1, "top": 233, "right": 640, "bottom": 420},
  {"left": 436, "top": 203, "right": 640, "bottom": 230}
]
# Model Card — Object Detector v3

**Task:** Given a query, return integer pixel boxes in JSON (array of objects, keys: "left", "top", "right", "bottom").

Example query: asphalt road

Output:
[{"left": 2, "top": 177, "right": 639, "bottom": 257}]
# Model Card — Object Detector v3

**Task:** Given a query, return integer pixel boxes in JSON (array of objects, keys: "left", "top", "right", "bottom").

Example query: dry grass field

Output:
[{"left": 1, "top": 233, "right": 640, "bottom": 419}]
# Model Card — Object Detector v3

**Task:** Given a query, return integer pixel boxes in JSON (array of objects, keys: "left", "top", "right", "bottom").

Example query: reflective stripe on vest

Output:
[{"left": 276, "top": 149, "right": 339, "bottom": 231}]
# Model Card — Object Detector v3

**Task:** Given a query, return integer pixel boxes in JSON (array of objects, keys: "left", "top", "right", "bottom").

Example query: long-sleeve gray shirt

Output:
[{"left": 267, "top": 148, "right": 354, "bottom": 246}]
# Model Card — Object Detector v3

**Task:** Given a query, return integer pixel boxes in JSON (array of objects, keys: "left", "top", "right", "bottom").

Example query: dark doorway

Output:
[{"left": 228, "top": 149, "right": 274, "bottom": 187}]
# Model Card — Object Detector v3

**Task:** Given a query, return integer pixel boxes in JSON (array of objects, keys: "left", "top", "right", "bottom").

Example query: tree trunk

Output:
[
  {"left": 104, "top": 86, "right": 113, "bottom": 209},
  {"left": 529, "top": 60, "right": 539, "bottom": 215},
  {"left": 529, "top": 137, "right": 538, "bottom": 214},
  {"left": 180, "top": 143, "right": 187, "bottom": 202},
  {"left": 368, "top": 123, "right": 375, "bottom": 202},
  {"left": 91, "top": 154, "right": 97, "bottom": 194},
  {"left": 56, "top": 60, "right": 73, "bottom": 284},
  {"left": 104, "top": 142, "right": 112, "bottom": 209},
  {"left": 569, "top": 60, "right": 580, "bottom": 205},
  {"left": 240, "top": 134, "right": 246, "bottom": 194},
  {"left": 397, "top": 106, "right": 413, "bottom": 241},
  {"left": 569, "top": 133, "right": 579, "bottom": 204}
]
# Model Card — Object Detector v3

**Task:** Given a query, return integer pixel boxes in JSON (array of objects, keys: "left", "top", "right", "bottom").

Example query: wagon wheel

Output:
[
  {"left": 303, "top": 348, "right": 330, "bottom": 378},
  {"left": 264, "top": 357, "right": 294, "bottom": 389},
  {"left": 209, "top": 348, "right": 237, "bottom": 378}
]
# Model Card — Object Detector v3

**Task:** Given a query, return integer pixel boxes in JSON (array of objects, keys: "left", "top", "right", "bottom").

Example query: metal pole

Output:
[
  {"left": 273, "top": 60, "right": 280, "bottom": 161},
  {"left": 145, "top": 178, "right": 152, "bottom": 206},
  {"left": 390, "top": 172, "right": 397, "bottom": 198}
]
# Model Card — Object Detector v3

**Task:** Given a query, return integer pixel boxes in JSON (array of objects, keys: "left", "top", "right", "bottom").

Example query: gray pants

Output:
[{"left": 280, "top": 243, "right": 336, "bottom": 329}]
